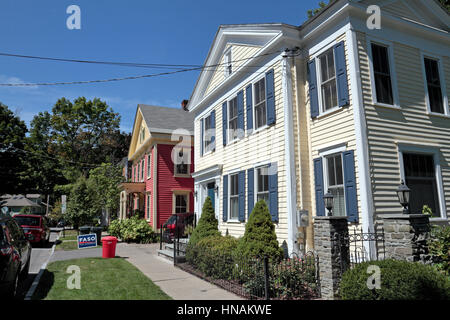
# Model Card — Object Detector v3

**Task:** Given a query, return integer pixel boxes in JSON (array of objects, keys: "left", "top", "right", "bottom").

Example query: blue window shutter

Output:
[
  {"left": 237, "top": 90, "right": 245, "bottom": 139},
  {"left": 268, "top": 163, "right": 278, "bottom": 222},
  {"left": 238, "top": 171, "right": 245, "bottom": 222},
  {"left": 200, "top": 118, "right": 204, "bottom": 156},
  {"left": 308, "top": 60, "right": 319, "bottom": 118},
  {"left": 313, "top": 158, "right": 325, "bottom": 216},
  {"left": 266, "top": 69, "right": 276, "bottom": 126},
  {"left": 334, "top": 41, "right": 349, "bottom": 107},
  {"left": 223, "top": 175, "right": 228, "bottom": 222},
  {"left": 246, "top": 85, "right": 253, "bottom": 132},
  {"left": 343, "top": 150, "right": 358, "bottom": 222},
  {"left": 211, "top": 110, "right": 216, "bottom": 151},
  {"left": 222, "top": 102, "right": 227, "bottom": 146},
  {"left": 247, "top": 168, "right": 254, "bottom": 218}
]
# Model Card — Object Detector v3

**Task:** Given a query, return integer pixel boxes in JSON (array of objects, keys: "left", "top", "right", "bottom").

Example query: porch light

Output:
[
  {"left": 194, "top": 191, "right": 198, "bottom": 198},
  {"left": 214, "top": 185, "right": 219, "bottom": 193},
  {"left": 396, "top": 180, "right": 410, "bottom": 214},
  {"left": 323, "top": 190, "right": 334, "bottom": 216}
]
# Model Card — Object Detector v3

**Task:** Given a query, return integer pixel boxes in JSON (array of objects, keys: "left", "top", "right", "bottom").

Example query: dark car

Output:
[
  {"left": 162, "top": 212, "right": 194, "bottom": 243},
  {"left": 13, "top": 214, "right": 50, "bottom": 247},
  {"left": 0, "top": 215, "right": 32, "bottom": 298}
]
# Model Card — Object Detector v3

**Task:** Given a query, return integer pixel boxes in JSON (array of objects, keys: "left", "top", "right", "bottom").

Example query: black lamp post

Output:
[
  {"left": 396, "top": 180, "right": 411, "bottom": 214},
  {"left": 323, "top": 190, "right": 334, "bottom": 216}
]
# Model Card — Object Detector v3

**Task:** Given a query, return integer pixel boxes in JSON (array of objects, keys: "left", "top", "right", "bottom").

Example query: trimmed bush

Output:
[
  {"left": 429, "top": 225, "right": 450, "bottom": 276},
  {"left": 193, "top": 235, "right": 239, "bottom": 279},
  {"left": 340, "top": 259, "right": 450, "bottom": 300},
  {"left": 234, "top": 200, "right": 283, "bottom": 261}
]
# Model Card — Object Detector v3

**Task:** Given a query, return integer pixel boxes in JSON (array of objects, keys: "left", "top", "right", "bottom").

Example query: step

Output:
[{"left": 157, "top": 249, "right": 186, "bottom": 263}]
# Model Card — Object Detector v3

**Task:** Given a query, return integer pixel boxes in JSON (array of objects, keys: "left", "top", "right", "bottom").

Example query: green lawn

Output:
[
  {"left": 32, "top": 257, "right": 172, "bottom": 300},
  {"left": 55, "top": 240, "right": 99, "bottom": 251}
]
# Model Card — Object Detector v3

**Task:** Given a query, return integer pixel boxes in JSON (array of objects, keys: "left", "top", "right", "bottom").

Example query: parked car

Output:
[
  {"left": 13, "top": 214, "right": 50, "bottom": 247},
  {"left": 162, "top": 212, "right": 194, "bottom": 243},
  {"left": 0, "top": 215, "right": 32, "bottom": 298}
]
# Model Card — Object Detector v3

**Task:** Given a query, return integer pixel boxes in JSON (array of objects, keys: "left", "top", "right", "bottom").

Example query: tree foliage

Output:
[
  {"left": 188, "top": 196, "right": 220, "bottom": 246},
  {"left": 0, "top": 103, "right": 29, "bottom": 195},
  {"left": 235, "top": 200, "right": 283, "bottom": 261},
  {"left": 65, "top": 176, "right": 98, "bottom": 228},
  {"left": 87, "top": 163, "right": 124, "bottom": 213},
  {"left": 307, "top": 1, "right": 330, "bottom": 19}
]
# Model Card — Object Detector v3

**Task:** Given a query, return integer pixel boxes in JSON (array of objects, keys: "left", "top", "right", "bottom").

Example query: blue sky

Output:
[{"left": 0, "top": 0, "right": 319, "bottom": 133}]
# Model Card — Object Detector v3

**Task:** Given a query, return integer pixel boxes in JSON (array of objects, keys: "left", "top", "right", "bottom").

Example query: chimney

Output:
[{"left": 181, "top": 99, "right": 189, "bottom": 111}]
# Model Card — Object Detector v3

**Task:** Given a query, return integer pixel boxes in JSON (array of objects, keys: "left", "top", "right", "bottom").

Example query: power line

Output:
[{"left": 0, "top": 49, "right": 284, "bottom": 87}]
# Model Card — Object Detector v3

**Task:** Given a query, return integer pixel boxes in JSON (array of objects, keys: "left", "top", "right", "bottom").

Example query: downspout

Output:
[
  {"left": 345, "top": 29, "right": 375, "bottom": 256},
  {"left": 282, "top": 50, "right": 298, "bottom": 255}
]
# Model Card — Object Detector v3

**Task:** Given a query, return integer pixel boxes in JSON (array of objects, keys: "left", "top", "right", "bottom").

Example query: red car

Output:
[{"left": 13, "top": 214, "right": 50, "bottom": 247}]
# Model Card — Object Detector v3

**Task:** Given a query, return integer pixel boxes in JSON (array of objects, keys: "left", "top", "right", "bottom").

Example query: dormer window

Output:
[
  {"left": 224, "top": 49, "right": 232, "bottom": 77},
  {"left": 139, "top": 128, "right": 145, "bottom": 143}
]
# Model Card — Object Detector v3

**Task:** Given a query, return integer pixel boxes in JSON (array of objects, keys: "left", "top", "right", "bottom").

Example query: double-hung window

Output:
[
  {"left": 319, "top": 48, "right": 338, "bottom": 111},
  {"left": 254, "top": 78, "right": 267, "bottom": 129},
  {"left": 229, "top": 174, "right": 239, "bottom": 220},
  {"left": 228, "top": 97, "right": 238, "bottom": 142},
  {"left": 174, "top": 194, "right": 188, "bottom": 214},
  {"left": 403, "top": 153, "right": 440, "bottom": 217},
  {"left": 175, "top": 148, "right": 189, "bottom": 175},
  {"left": 424, "top": 57, "right": 445, "bottom": 114},
  {"left": 204, "top": 113, "right": 213, "bottom": 153},
  {"left": 371, "top": 43, "right": 394, "bottom": 105},
  {"left": 326, "top": 154, "right": 345, "bottom": 217},
  {"left": 147, "top": 153, "right": 151, "bottom": 179},
  {"left": 146, "top": 193, "right": 151, "bottom": 220},
  {"left": 256, "top": 166, "right": 269, "bottom": 207},
  {"left": 141, "top": 159, "right": 144, "bottom": 182}
]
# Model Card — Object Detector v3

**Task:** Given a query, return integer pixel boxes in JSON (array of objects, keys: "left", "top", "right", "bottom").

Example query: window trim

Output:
[
  {"left": 398, "top": 144, "right": 447, "bottom": 220},
  {"left": 367, "top": 37, "right": 400, "bottom": 109},
  {"left": 317, "top": 47, "right": 339, "bottom": 114},
  {"left": 173, "top": 147, "right": 191, "bottom": 177},
  {"left": 146, "top": 192, "right": 151, "bottom": 222},
  {"left": 172, "top": 190, "right": 190, "bottom": 214},
  {"left": 420, "top": 51, "right": 449, "bottom": 117},
  {"left": 228, "top": 172, "right": 240, "bottom": 222},
  {"left": 323, "top": 152, "right": 346, "bottom": 217},
  {"left": 202, "top": 112, "right": 215, "bottom": 156},
  {"left": 227, "top": 94, "right": 239, "bottom": 144},
  {"left": 147, "top": 151, "right": 151, "bottom": 179},
  {"left": 254, "top": 164, "right": 270, "bottom": 208},
  {"left": 251, "top": 75, "right": 269, "bottom": 133}
]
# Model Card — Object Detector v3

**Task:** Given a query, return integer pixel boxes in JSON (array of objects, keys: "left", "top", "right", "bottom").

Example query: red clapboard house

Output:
[{"left": 119, "top": 103, "right": 195, "bottom": 230}]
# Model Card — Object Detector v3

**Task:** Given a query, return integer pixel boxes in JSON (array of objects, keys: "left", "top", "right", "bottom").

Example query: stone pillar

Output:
[
  {"left": 381, "top": 214, "right": 431, "bottom": 262},
  {"left": 314, "top": 216, "right": 349, "bottom": 300}
]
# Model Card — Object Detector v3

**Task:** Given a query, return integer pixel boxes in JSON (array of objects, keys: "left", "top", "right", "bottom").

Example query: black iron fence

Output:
[
  {"left": 332, "top": 228, "right": 385, "bottom": 275},
  {"left": 159, "top": 212, "right": 196, "bottom": 251},
  {"left": 175, "top": 245, "right": 321, "bottom": 300}
]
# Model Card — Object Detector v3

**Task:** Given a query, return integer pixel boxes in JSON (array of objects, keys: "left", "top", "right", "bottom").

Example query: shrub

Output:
[
  {"left": 340, "top": 259, "right": 450, "bottom": 300},
  {"left": 186, "top": 197, "right": 220, "bottom": 264},
  {"left": 234, "top": 200, "right": 283, "bottom": 261},
  {"left": 107, "top": 216, "right": 157, "bottom": 243},
  {"left": 429, "top": 225, "right": 450, "bottom": 276},
  {"left": 193, "top": 235, "right": 239, "bottom": 279}
]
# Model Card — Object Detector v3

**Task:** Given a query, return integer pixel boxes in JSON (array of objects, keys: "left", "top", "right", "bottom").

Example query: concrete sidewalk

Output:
[{"left": 115, "top": 243, "right": 243, "bottom": 300}]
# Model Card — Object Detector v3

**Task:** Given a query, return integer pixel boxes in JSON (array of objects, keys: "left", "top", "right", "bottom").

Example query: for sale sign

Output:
[{"left": 77, "top": 234, "right": 97, "bottom": 249}]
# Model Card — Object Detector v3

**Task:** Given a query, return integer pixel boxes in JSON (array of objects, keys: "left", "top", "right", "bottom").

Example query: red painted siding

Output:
[{"left": 156, "top": 144, "right": 194, "bottom": 228}]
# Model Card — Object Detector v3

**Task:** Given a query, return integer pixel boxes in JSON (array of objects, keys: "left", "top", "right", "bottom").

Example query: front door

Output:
[{"left": 207, "top": 182, "right": 215, "bottom": 210}]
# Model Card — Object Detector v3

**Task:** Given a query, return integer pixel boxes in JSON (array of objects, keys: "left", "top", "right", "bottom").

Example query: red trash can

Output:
[{"left": 101, "top": 236, "right": 118, "bottom": 258}]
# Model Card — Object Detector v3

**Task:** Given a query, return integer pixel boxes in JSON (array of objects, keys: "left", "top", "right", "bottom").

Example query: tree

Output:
[
  {"left": 307, "top": 1, "right": 330, "bottom": 19},
  {"left": 65, "top": 176, "right": 98, "bottom": 228},
  {"left": 49, "top": 97, "right": 121, "bottom": 175},
  {"left": 235, "top": 200, "right": 283, "bottom": 261},
  {"left": 188, "top": 197, "right": 220, "bottom": 246},
  {"left": 0, "top": 103, "right": 29, "bottom": 195},
  {"left": 87, "top": 163, "right": 124, "bottom": 219}
]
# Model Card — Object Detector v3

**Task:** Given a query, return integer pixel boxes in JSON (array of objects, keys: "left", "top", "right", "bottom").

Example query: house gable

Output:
[{"left": 128, "top": 108, "right": 150, "bottom": 161}]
